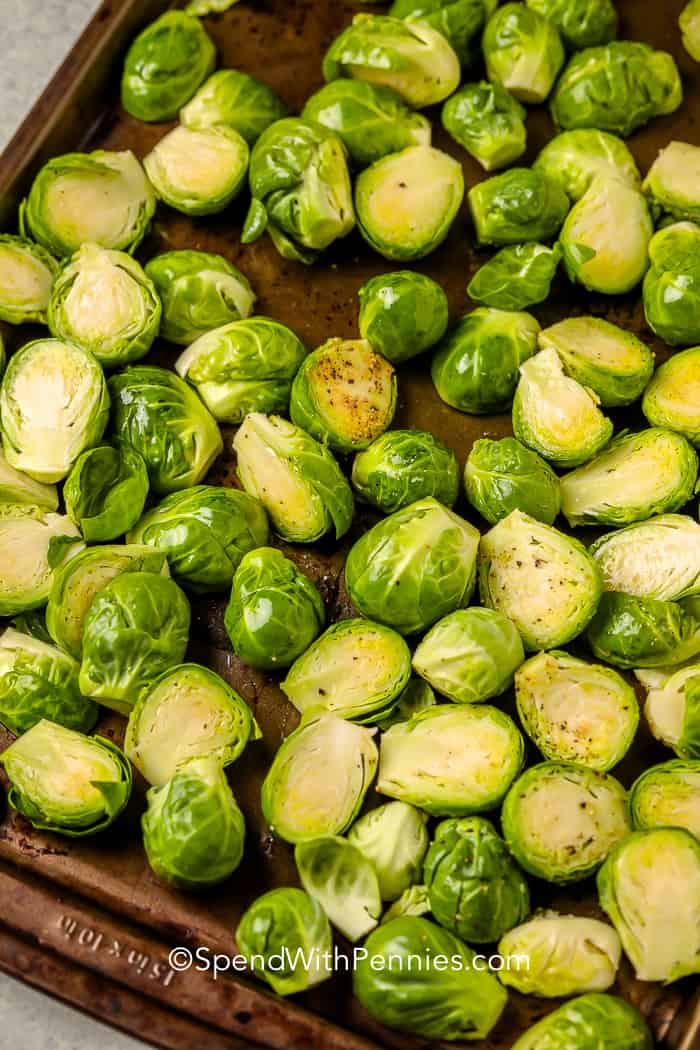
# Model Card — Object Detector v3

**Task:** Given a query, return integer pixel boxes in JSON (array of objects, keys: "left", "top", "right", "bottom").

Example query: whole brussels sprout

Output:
[
  {"left": 630, "top": 760, "right": 700, "bottom": 839},
  {"left": 375, "top": 677, "right": 437, "bottom": 730},
  {"left": 389, "top": 0, "right": 497, "bottom": 67},
  {"left": 224, "top": 548, "right": 325, "bottom": 670},
  {"left": 0, "top": 449, "right": 57, "bottom": 509},
  {"left": 560, "top": 428, "right": 699, "bottom": 528},
  {"left": 551, "top": 42, "right": 682, "bottom": 137},
  {"left": 144, "top": 125, "right": 249, "bottom": 217},
  {"left": 468, "top": 243, "right": 560, "bottom": 311},
  {"left": 468, "top": 168, "right": 570, "bottom": 246},
  {"left": 348, "top": 801, "right": 429, "bottom": 901},
  {"left": 511, "top": 993, "right": 652, "bottom": 1050},
  {"left": 121, "top": 11, "right": 215, "bottom": 122},
  {"left": 644, "top": 142, "right": 700, "bottom": 224},
  {"left": 591, "top": 515, "right": 700, "bottom": 602},
  {"left": 0, "top": 506, "right": 82, "bottom": 617},
  {"left": 345, "top": 497, "right": 480, "bottom": 635},
  {"left": 502, "top": 762, "right": 630, "bottom": 882},
  {"left": 295, "top": 836, "right": 382, "bottom": 942},
  {"left": 525, "top": 0, "right": 617, "bottom": 49},
  {"left": 479, "top": 510, "right": 603, "bottom": 651},
  {"left": 20, "top": 150, "right": 155, "bottom": 258},
  {"left": 643, "top": 346, "right": 700, "bottom": 445},
  {"left": 63, "top": 444, "right": 149, "bottom": 543},
  {"left": 381, "top": 884, "right": 431, "bottom": 923},
  {"left": 483, "top": 4, "right": 564, "bottom": 103},
  {"left": 353, "top": 916, "right": 507, "bottom": 1041},
  {"left": 233, "top": 413, "right": 354, "bottom": 543},
  {"left": 0, "top": 720, "right": 131, "bottom": 836},
  {"left": 180, "top": 69, "right": 287, "bottom": 144},
  {"left": 109, "top": 366, "right": 223, "bottom": 494},
  {"left": 142, "top": 756, "right": 245, "bottom": 889},
  {"left": 352, "top": 430, "right": 459, "bottom": 513},
  {"left": 643, "top": 665, "right": 700, "bottom": 758},
  {"left": 423, "top": 817, "right": 530, "bottom": 943},
  {"left": 644, "top": 223, "right": 700, "bottom": 346},
  {"left": 515, "top": 651, "right": 638, "bottom": 771},
  {"left": 322, "top": 15, "right": 460, "bottom": 108},
  {"left": 358, "top": 271, "right": 448, "bottom": 364},
  {"left": 261, "top": 713, "right": 378, "bottom": 843},
  {"left": 145, "top": 251, "right": 256, "bottom": 347},
  {"left": 681, "top": 0, "right": 700, "bottom": 62},
  {"left": 534, "top": 129, "right": 640, "bottom": 202},
  {"left": 355, "top": 145, "right": 464, "bottom": 260},
  {"left": 587, "top": 592, "right": 700, "bottom": 669},
  {"left": 302, "top": 81, "right": 431, "bottom": 168},
  {"left": 432, "top": 308, "right": 540, "bottom": 414},
  {"left": 598, "top": 828, "right": 700, "bottom": 982},
  {"left": 0, "top": 235, "right": 58, "bottom": 325},
  {"left": 442, "top": 82, "right": 527, "bottom": 172},
  {"left": 464, "top": 437, "right": 561, "bottom": 525},
  {"left": 377, "top": 703, "right": 524, "bottom": 815}
]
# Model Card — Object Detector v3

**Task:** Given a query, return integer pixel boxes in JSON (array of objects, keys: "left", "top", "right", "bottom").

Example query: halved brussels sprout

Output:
[
  {"left": 551, "top": 42, "right": 682, "bottom": 136},
  {"left": 464, "top": 437, "right": 561, "bottom": 526},
  {"left": 109, "top": 366, "right": 223, "bottom": 494},
  {"left": 377, "top": 703, "right": 524, "bottom": 815},
  {"left": 442, "top": 82, "right": 527, "bottom": 172},
  {"left": 643, "top": 665, "right": 700, "bottom": 758},
  {"left": 525, "top": 0, "right": 617, "bottom": 49},
  {"left": 0, "top": 720, "right": 131, "bottom": 836},
  {"left": 345, "top": 497, "right": 480, "bottom": 635},
  {"left": 389, "top": 0, "right": 497, "bottom": 67},
  {"left": 630, "top": 760, "right": 700, "bottom": 838},
  {"left": 144, "top": 125, "right": 249, "bottom": 216},
  {"left": 142, "top": 756, "right": 245, "bottom": 889},
  {"left": 322, "top": 15, "right": 460, "bottom": 108},
  {"left": 181, "top": 69, "right": 287, "bottom": 144},
  {"left": 20, "top": 150, "right": 155, "bottom": 258},
  {"left": 468, "top": 243, "right": 560, "bottom": 311},
  {"left": 479, "top": 510, "right": 603, "bottom": 651},
  {"left": 354, "top": 917, "right": 507, "bottom": 1041},
  {"left": 355, "top": 145, "right": 463, "bottom": 260},
  {"left": 681, "top": 0, "right": 700, "bottom": 62},
  {"left": 0, "top": 449, "right": 57, "bottom": 509},
  {"left": 432, "top": 308, "right": 540, "bottom": 414},
  {"left": 534, "top": 129, "right": 640, "bottom": 203},
  {"left": 233, "top": 413, "right": 354, "bottom": 542},
  {"left": 483, "top": 4, "right": 564, "bottom": 103},
  {"left": 1, "top": 339, "right": 109, "bottom": 484},
  {"left": 587, "top": 593, "right": 700, "bottom": 669},
  {"left": 381, "top": 884, "right": 431, "bottom": 923},
  {"left": 295, "top": 836, "right": 382, "bottom": 942},
  {"left": 352, "top": 429, "right": 459, "bottom": 513},
  {"left": 591, "top": 515, "right": 700, "bottom": 602},
  {"left": 125, "top": 663, "right": 257, "bottom": 786},
  {"left": 0, "top": 235, "right": 58, "bottom": 325},
  {"left": 644, "top": 142, "right": 700, "bottom": 224},
  {"left": 515, "top": 651, "right": 638, "bottom": 771},
  {"left": 261, "top": 713, "right": 378, "bottom": 843},
  {"left": 348, "top": 801, "right": 429, "bottom": 902},
  {"left": 519, "top": 995, "right": 652, "bottom": 1050},
  {"left": 0, "top": 506, "right": 82, "bottom": 617},
  {"left": 302, "top": 81, "right": 431, "bottom": 168},
  {"left": 560, "top": 428, "right": 699, "bottom": 527},
  {"left": 236, "top": 888, "right": 333, "bottom": 995},
  {"left": 424, "top": 816, "right": 530, "bottom": 943},
  {"left": 358, "top": 271, "right": 448, "bottom": 364},
  {"left": 597, "top": 828, "right": 700, "bottom": 982},
  {"left": 0, "top": 628, "right": 97, "bottom": 737},
  {"left": 64, "top": 444, "right": 149, "bottom": 543},
  {"left": 643, "top": 347, "right": 700, "bottom": 445},
  {"left": 644, "top": 223, "right": 700, "bottom": 347},
  {"left": 121, "top": 11, "right": 215, "bottom": 122},
  {"left": 375, "top": 677, "right": 437, "bottom": 730},
  {"left": 468, "top": 168, "right": 570, "bottom": 246},
  {"left": 502, "top": 762, "right": 630, "bottom": 883},
  {"left": 224, "top": 548, "right": 325, "bottom": 670},
  {"left": 282, "top": 618, "right": 410, "bottom": 721}
]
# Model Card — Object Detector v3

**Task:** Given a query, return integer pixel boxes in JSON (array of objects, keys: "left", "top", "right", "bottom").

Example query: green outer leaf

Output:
[
  {"left": 64, "top": 444, "right": 149, "bottom": 543},
  {"left": 295, "top": 836, "right": 382, "bottom": 942},
  {"left": 468, "top": 243, "right": 560, "bottom": 311}
]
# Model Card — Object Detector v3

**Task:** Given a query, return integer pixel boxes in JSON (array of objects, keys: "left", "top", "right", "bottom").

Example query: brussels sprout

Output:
[
  {"left": 374, "top": 677, "right": 436, "bottom": 730},
  {"left": 64, "top": 444, "right": 149, "bottom": 543},
  {"left": 0, "top": 720, "right": 131, "bottom": 836},
  {"left": 464, "top": 437, "right": 561, "bottom": 526},
  {"left": 511, "top": 993, "right": 652, "bottom": 1050},
  {"left": 261, "top": 713, "right": 378, "bottom": 843},
  {"left": 591, "top": 515, "right": 700, "bottom": 602},
  {"left": 598, "top": 828, "right": 700, "bottom": 982},
  {"left": 20, "top": 150, "right": 155, "bottom": 258},
  {"left": 644, "top": 223, "right": 700, "bottom": 347},
  {"left": 302, "top": 81, "right": 431, "bottom": 168},
  {"left": 483, "top": 4, "right": 565, "bottom": 103},
  {"left": 242, "top": 118, "right": 354, "bottom": 263},
  {"left": 0, "top": 628, "right": 97, "bottom": 737},
  {"left": 630, "top": 760, "right": 700, "bottom": 838},
  {"left": 348, "top": 802, "right": 429, "bottom": 902},
  {"left": 1, "top": 339, "right": 109, "bottom": 484},
  {"left": 643, "top": 347, "right": 700, "bottom": 445},
  {"left": 0, "top": 449, "right": 57, "bottom": 510},
  {"left": 125, "top": 663, "right": 257, "bottom": 786},
  {"left": 121, "top": 11, "right": 215, "bottom": 122},
  {"left": 355, "top": 145, "right": 464, "bottom": 260},
  {"left": 358, "top": 271, "right": 448, "bottom": 364},
  {"left": 479, "top": 510, "right": 603, "bottom": 651},
  {"left": 236, "top": 888, "right": 333, "bottom": 995},
  {"left": 381, "top": 884, "right": 431, "bottom": 923},
  {"left": 587, "top": 593, "right": 700, "bottom": 669},
  {"left": 644, "top": 142, "right": 700, "bottom": 226},
  {"left": 0, "top": 506, "right": 82, "bottom": 617},
  {"left": 560, "top": 429, "right": 699, "bottom": 528},
  {"left": 144, "top": 125, "right": 249, "bottom": 217},
  {"left": 525, "top": 0, "right": 617, "bottom": 49},
  {"left": 389, "top": 0, "right": 497, "bottom": 67},
  {"left": 377, "top": 703, "right": 524, "bottom": 815},
  {"left": 424, "top": 817, "right": 530, "bottom": 943},
  {"left": 643, "top": 665, "right": 700, "bottom": 759},
  {"left": 502, "top": 762, "right": 630, "bottom": 882},
  {"left": 233, "top": 413, "right": 353, "bottom": 542},
  {"left": 551, "top": 42, "right": 682, "bottom": 137},
  {"left": 534, "top": 129, "right": 640, "bottom": 202},
  {"left": 468, "top": 243, "right": 560, "bottom": 311},
  {"left": 515, "top": 651, "right": 638, "bottom": 771},
  {"left": 681, "top": 0, "right": 700, "bottom": 62},
  {"left": 468, "top": 168, "right": 570, "bottom": 246},
  {"left": 322, "top": 15, "right": 460, "bottom": 108},
  {"left": 441, "top": 82, "right": 527, "bottom": 172},
  {"left": 142, "top": 756, "right": 245, "bottom": 889},
  {"left": 109, "top": 366, "right": 223, "bottom": 495},
  {"left": 224, "top": 548, "right": 325, "bottom": 670},
  {"left": 180, "top": 69, "right": 287, "bottom": 144},
  {"left": 0, "top": 235, "right": 58, "bottom": 325},
  {"left": 145, "top": 251, "right": 255, "bottom": 347},
  {"left": 295, "top": 836, "right": 382, "bottom": 942},
  {"left": 345, "top": 498, "right": 480, "bottom": 635},
  {"left": 353, "top": 916, "right": 507, "bottom": 1041},
  {"left": 352, "top": 430, "right": 459, "bottom": 513}
]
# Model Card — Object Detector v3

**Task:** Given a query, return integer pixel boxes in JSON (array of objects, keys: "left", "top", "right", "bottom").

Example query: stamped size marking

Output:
[{"left": 57, "top": 913, "right": 177, "bottom": 987}]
